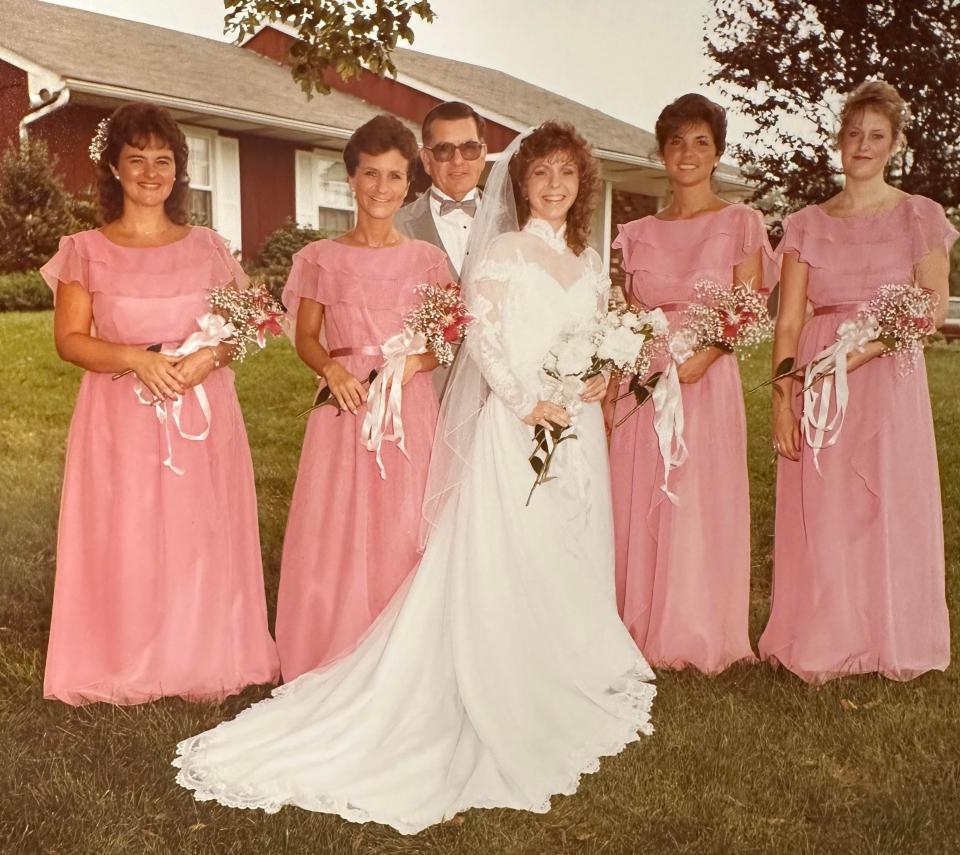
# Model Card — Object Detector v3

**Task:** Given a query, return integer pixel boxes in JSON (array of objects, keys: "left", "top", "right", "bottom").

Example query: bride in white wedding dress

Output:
[{"left": 174, "top": 122, "right": 655, "bottom": 835}]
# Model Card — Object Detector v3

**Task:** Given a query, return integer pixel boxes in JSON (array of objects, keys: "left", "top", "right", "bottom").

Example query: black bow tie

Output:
[{"left": 432, "top": 193, "right": 477, "bottom": 217}]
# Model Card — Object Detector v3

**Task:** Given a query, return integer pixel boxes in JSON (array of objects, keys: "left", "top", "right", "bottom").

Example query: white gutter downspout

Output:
[
  {"left": 19, "top": 87, "right": 70, "bottom": 143},
  {"left": 18, "top": 66, "right": 71, "bottom": 144}
]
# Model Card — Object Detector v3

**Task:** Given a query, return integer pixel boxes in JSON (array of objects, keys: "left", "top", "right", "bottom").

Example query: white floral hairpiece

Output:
[{"left": 88, "top": 118, "right": 110, "bottom": 164}]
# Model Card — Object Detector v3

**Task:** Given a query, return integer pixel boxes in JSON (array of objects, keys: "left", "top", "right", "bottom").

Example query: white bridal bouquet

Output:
[{"left": 526, "top": 306, "right": 669, "bottom": 504}]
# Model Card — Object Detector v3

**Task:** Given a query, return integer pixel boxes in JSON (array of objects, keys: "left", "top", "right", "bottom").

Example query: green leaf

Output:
[{"left": 774, "top": 356, "right": 795, "bottom": 377}]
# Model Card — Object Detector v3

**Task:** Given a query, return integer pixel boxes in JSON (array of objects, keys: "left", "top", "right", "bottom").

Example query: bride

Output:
[{"left": 174, "top": 121, "right": 656, "bottom": 834}]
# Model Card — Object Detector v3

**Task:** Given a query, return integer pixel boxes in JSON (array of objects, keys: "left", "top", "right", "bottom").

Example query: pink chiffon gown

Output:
[
  {"left": 759, "top": 195, "right": 956, "bottom": 683},
  {"left": 609, "top": 204, "right": 771, "bottom": 673},
  {"left": 276, "top": 239, "right": 448, "bottom": 681},
  {"left": 41, "top": 227, "right": 280, "bottom": 706}
]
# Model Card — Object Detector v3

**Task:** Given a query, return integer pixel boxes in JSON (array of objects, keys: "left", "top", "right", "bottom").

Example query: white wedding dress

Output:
[{"left": 174, "top": 218, "right": 656, "bottom": 834}]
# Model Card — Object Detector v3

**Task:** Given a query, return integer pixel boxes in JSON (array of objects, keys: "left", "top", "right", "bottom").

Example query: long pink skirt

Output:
[
  {"left": 44, "top": 369, "right": 280, "bottom": 705},
  {"left": 759, "top": 316, "right": 949, "bottom": 682},
  {"left": 610, "top": 349, "right": 756, "bottom": 673},
  {"left": 275, "top": 358, "right": 438, "bottom": 681}
]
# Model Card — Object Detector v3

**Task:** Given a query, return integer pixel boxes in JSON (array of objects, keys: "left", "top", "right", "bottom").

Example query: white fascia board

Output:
[
  {"left": 597, "top": 147, "right": 753, "bottom": 191},
  {"left": 65, "top": 79, "right": 355, "bottom": 140}
]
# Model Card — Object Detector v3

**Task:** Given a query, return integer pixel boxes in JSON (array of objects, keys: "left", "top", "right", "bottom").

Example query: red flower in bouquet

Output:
[
  {"left": 207, "top": 282, "right": 286, "bottom": 361},
  {"left": 405, "top": 283, "right": 474, "bottom": 366}
]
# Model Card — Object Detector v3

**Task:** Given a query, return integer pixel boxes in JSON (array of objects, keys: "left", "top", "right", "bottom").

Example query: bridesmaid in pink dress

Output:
[
  {"left": 277, "top": 116, "right": 449, "bottom": 681},
  {"left": 761, "top": 82, "right": 955, "bottom": 683},
  {"left": 43, "top": 103, "right": 279, "bottom": 705},
  {"left": 607, "top": 95, "right": 771, "bottom": 673}
]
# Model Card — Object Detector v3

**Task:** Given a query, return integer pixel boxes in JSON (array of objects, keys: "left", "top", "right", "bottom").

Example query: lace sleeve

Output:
[{"left": 466, "top": 258, "right": 537, "bottom": 420}]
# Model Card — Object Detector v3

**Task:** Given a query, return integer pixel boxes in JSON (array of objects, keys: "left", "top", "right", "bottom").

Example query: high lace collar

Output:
[{"left": 524, "top": 218, "right": 568, "bottom": 253}]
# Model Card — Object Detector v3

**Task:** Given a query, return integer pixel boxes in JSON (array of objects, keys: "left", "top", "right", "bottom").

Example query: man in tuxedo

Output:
[
  {"left": 396, "top": 101, "right": 487, "bottom": 281},
  {"left": 396, "top": 101, "right": 487, "bottom": 396}
]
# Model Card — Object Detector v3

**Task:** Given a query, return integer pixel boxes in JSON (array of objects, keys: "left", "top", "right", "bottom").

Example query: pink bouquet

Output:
[
  {"left": 668, "top": 280, "right": 774, "bottom": 364},
  {"left": 762, "top": 283, "right": 938, "bottom": 471},
  {"left": 310, "top": 282, "right": 472, "bottom": 416},
  {"left": 208, "top": 283, "right": 285, "bottom": 361}
]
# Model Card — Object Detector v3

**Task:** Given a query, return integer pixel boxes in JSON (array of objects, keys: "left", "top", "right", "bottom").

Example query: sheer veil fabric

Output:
[
  {"left": 173, "top": 130, "right": 656, "bottom": 834},
  {"left": 420, "top": 130, "right": 528, "bottom": 545}
]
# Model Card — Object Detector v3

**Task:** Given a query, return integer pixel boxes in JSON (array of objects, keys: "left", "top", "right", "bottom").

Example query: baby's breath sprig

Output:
[{"left": 88, "top": 118, "right": 110, "bottom": 164}]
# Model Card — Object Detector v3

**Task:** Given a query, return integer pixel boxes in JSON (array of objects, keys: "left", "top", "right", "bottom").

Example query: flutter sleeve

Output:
[
  {"left": 736, "top": 206, "right": 777, "bottom": 290},
  {"left": 465, "top": 237, "right": 537, "bottom": 420},
  {"left": 40, "top": 234, "right": 91, "bottom": 302},
  {"left": 611, "top": 220, "right": 643, "bottom": 273},
  {"left": 909, "top": 196, "right": 959, "bottom": 266},
  {"left": 204, "top": 229, "right": 250, "bottom": 290},
  {"left": 281, "top": 243, "right": 339, "bottom": 329}
]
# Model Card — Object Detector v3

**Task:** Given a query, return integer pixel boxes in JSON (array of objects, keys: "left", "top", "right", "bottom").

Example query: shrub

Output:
[
  {"left": 0, "top": 141, "right": 80, "bottom": 274},
  {"left": 0, "top": 270, "right": 52, "bottom": 311},
  {"left": 248, "top": 219, "right": 330, "bottom": 303}
]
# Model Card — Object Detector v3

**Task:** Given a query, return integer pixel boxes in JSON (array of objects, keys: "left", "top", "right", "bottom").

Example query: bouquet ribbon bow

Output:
[
  {"left": 133, "top": 312, "right": 234, "bottom": 475},
  {"left": 800, "top": 314, "right": 879, "bottom": 473},
  {"left": 651, "top": 360, "right": 688, "bottom": 503},
  {"left": 360, "top": 327, "right": 428, "bottom": 479}
]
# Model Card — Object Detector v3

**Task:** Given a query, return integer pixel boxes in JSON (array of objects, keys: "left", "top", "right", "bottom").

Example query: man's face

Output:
[{"left": 420, "top": 117, "right": 486, "bottom": 201}]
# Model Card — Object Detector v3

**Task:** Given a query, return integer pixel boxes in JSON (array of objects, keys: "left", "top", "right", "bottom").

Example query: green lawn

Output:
[{"left": 1, "top": 311, "right": 958, "bottom": 855}]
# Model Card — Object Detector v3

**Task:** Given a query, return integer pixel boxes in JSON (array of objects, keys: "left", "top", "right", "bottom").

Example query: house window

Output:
[
  {"left": 316, "top": 158, "right": 354, "bottom": 231},
  {"left": 186, "top": 133, "right": 214, "bottom": 227},
  {"left": 180, "top": 127, "right": 242, "bottom": 253},
  {"left": 295, "top": 150, "right": 355, "bottom": 233}
]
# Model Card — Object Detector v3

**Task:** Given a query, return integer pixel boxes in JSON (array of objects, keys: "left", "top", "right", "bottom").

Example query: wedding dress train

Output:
[{"left": 174, "top": 218, "right": 655, "bottom": 834}]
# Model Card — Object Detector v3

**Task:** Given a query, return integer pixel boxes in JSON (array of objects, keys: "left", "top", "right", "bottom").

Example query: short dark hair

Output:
[
  {"left": 422, "top": 101, "right": 486, "bottom": 146},
  {"left": 342, "top": 114, "right": 419, "bottom": 178},
  {"left": 96, "top": 101, "right": 190, "bottom": 225},
  {"left": 509, "top": 121, "right": 599, "bottom": 256},
  {"left": 654, "top": 93, "right": 727, "bottom": 155}
]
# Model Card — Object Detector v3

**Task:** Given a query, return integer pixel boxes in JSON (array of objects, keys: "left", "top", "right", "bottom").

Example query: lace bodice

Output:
[{"left": 466, "top": 219, "right": 610, "bottom": 418}]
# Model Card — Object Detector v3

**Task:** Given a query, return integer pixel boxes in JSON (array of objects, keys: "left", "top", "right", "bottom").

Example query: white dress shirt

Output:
[{"left": 429, "top": 187, "right": 480, "bottom": 276}]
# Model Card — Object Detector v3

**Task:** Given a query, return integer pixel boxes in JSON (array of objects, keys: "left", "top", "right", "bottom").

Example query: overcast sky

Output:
[{"left": 41, "top": 0, "right": 751, "bottom": 142}]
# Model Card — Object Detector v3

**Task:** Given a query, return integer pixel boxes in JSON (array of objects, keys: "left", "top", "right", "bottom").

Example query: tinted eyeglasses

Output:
[{"left": 423, "top": 141, "right": 485, "bottom": 162}]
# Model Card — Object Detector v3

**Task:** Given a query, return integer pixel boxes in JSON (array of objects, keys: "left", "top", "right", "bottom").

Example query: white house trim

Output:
[{"left": 65, "top": 79, "right": 356, "bottom": 140}]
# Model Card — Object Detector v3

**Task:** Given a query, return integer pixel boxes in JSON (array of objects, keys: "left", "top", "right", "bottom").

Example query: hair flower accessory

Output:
[{"left": 88, "top": 118, "right": 110, "bottom": 164}]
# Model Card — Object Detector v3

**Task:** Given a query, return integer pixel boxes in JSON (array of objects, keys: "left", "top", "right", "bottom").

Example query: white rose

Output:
[
  {"left": 647, "top": 307, "right": 670, "bottom": 337},
  {"left": 555, "top": 336, "right": 595, "bottom": 376},
  {"left": 598, "top": 325, "right": 642, "bottom": 368}
]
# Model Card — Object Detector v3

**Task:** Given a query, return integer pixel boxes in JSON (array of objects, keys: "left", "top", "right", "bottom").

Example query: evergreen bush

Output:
[
  {"left": 249, "top": 219, "right": 329, "bottom": 303},
  {"left": 0, "top": 141, "right": 81, "bottom": 274}
]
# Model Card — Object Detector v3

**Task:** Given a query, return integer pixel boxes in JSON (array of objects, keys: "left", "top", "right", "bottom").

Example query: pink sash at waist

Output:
[
  {"left": 812, "top": 302, "right": 862, "bottom": 317},
  {"left": 329, "top": 346, "right": 382, "bottom": 358},
  {"left": 655, "top": 301, "right": 690, "bottom": 312}
]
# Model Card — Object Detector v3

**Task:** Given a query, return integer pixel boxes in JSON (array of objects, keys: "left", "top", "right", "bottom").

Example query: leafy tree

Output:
[
  {"left": 0, "top": 141, "right": 79, "bottom": 273},
  {"left": 705, "top": 0, "right": 960, "bottom": 218},
  {"left": 224, "top": 0, "right": 435, "bottom": 97}
]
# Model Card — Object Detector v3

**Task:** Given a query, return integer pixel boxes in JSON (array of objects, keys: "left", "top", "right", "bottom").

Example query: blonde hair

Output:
[{"left": 838, "top": 80, "right": 911, "bottom": 144}]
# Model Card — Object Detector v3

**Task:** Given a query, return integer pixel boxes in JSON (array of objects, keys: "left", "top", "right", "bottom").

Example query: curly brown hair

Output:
[
  {"left": 96, "top": 102, "right": 190, "bottom": 225},
  {"left": 509, "top": 122, "right": 599, "bottom": 256},
  {"left": 343, "top": 114, "right": 419, "bottom": 179}
]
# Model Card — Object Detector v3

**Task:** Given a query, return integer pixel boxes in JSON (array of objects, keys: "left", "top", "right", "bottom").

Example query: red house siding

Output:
[
  {"left": 30, "top": 103, "right": 106, "bottom": 192},
  {"left": 242, "top": 30, "right": 517, "bottom": 152},
  {"left": 0, "top": 62, "right": 30, "bottom": 153},
  {"left": 238, "top": 134, "right": 297, "bottom": 257}
]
